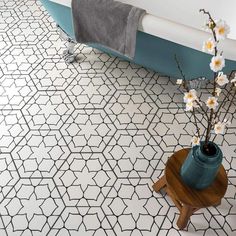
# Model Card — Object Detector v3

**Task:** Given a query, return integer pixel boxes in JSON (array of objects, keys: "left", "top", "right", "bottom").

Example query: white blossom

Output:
[
  {"left": 185, "top": 101, "right": 200, "bottom": 112},
  {"left": 206, "top": 97, "right": 218, "bottom": 110},
  {"left": 215, "top": 19, "right": 230, "bottom": 40},
  {"left": 214, "top": 121, "right": 225, "bottom": 134},
  {"left": 176, "top": 79, "right": 183, "bottom": 85},
  {"left": 215, "top": 87, "right": 222, "bottom": 96},
  {"left": 216, "top": 72, "right": 229, "bottom": 86},
  {"left": 202, "top": 38, "right": 216, "bottom": 53},
  {"left": 191, "top": 136, "right": 200, "bottom": 146},
  {"left": 183, "top": 89, "right": 197, "bottom": 103},
  {"left": 210, "top": 55, "right": 225, "bottom": 72},
  {"left": 185, "top": 101, "right": 194, "bottom": 111}
]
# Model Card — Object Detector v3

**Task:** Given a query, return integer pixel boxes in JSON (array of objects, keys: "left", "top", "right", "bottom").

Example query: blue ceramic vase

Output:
[{"left": 180, "top": 142, "right": 223, "bottom": 190}]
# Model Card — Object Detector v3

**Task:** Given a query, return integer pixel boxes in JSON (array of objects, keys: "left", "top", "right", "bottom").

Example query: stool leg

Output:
[
  {"left": 177, "top": 205, "right": 193, "bottom": 230},
  {"left": 153, "top": 176, "right": 166, "bottom": 192}
]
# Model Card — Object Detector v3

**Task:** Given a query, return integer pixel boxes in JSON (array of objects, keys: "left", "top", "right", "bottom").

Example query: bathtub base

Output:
[
  {"left": 41, "top": 0, "right": 236, "bottom": 80},
  {"left": 57, "top": 24, "right": 77, "bottom": 63}
]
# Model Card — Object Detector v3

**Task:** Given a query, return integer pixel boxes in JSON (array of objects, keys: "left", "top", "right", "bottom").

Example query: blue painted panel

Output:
[
  {"left": 41, "top": 0, "right": 75, "bottom": 37},
  {"left": 40, "top": 0, "right": 236, "bottom": 80}
]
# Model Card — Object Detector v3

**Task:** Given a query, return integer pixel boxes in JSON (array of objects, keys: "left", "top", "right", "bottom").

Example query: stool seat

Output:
[{"left": 153, "top": 148, "right": 228, "bottom": 230}]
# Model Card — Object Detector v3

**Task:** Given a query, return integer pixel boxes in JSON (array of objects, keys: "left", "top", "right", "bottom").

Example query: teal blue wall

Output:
[{"left": 41, "top": 0, "right": 236, "bottom": 80}]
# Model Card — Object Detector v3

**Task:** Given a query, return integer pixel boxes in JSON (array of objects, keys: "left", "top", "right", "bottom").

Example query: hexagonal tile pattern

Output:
[
  {"left": 6, "top": 20, "right": 47, "bottom": 46},
  {"left": 102, "top": 179, "right": 168, "bottom": 235},
  {"left": 38, "top": 30, "right": 66, "bottom": 58},
  {"left": 148, "top": 108, "right": 208, "bottom": 153},
  {"left": 145, "top": 75, "right": 184, "bottom": 109},
  {"left": 49, "top": 207, "right": 115, "bottom": 236},
  {"left": 12, "top": 130, "right": 70, "bottom": 178},
  {"left": 0, "top": 0, "right": 15, "bottom": 9},
  {"left": 22, "top": 91, "right": 75, "bottom": 130},
  {"left": 104, "top": 130, "right": 163, "bottom": 178},
  {"left": 105, "top": 90, "right": 158, "bottom": 129},
  {"left": 0, "top": 154, "right": 19, "bottom": 203},
  {"left": 0, "top": 32, "right": 11, "bottom": 56},
  {"left": 30, "top": 58, "right": 79, "bottom": 90},
  {"left": 61, "top": 109, "right": 116, "bottom": 152},
  {"left": 0, "top": 0, "right": 236, "bottom": 235},
  {"left": 0, "top": 74, "right": 36, "bottom": 109},
  {"left": 0, "top": 9, "right": 19, "bottom": 32},
  {"left": 105, "top": 58, "right": 154, "bottom": 90},
  {"left": 54, "top": 153, "right": 116, "bottom": 206},
  {"left": 0, "top": 110, "right": 28, "bottom": 153},
  {"left": 74, "top": 46, "right": 116, "bottom": 74},
  {"left": 0, "top": 217, "right": 7, "bottom": 236},
  {"left": 10, "top": 0, "right": 47, "bottom": 21},
  {"left": 0, "top": 45, "right": 43, "bottom": 75},
  {"left": 0, "top": 178, "right": 65, "bottom": 236},
  {"left": 66, "top": 73, "right": 116, "bottom": 109}
]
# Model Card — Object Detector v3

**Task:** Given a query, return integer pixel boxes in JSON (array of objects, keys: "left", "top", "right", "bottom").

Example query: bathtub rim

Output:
[{"left": 48, "top": 0, "right": 236, "bottom": 61}]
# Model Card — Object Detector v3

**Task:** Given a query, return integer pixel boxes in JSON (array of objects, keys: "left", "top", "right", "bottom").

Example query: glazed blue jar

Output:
[{"left": 180, "top": 141, "right": 223, "bottom": 190}]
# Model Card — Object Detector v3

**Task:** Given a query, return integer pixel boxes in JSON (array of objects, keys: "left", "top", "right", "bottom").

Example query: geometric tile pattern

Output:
[
  {"left": 105, "top": 59, "right": 154, "bottom": 90},
  {"left": 66, "top": 74, "right": 116, "bottom": 109},
  {"left": 0, "top": 154, "right": 19, "bottom": 204},
  {"left": 102, "top": 179, "right": 169, "bottom": 235},
  {"left": 0, "top": 32, "right": 11, "bottom": 57},
  {"left": 11, "top": 130, "right": 71, "bottom": 178},
  {"left": 0, "top": 45, "right": 43, "bottom": 75},
  {"left": 0, "top": 110, "right": 28, "bottom": 153},
  {"left": 22, "top": 91, "right": 75, "bottom": 130},
  {"left": 145, "top": 75, "right": 184, "bottom": 109},
  {"left": 61, "top": 109, "right": 116, "bottom": 152},
  {"left": 0, "top": 0, "right": 235, "bottom": 236},
  {"left": 105, "top": 90, "right": 158, "bottom": 129},
  {"left": 75, "top": 45, "right": 116, "bottom": 74},
  {"left": 30, "top": 58, "right": 79, "bottom": 91},
  {"left": 0, "top": 179, "right": 65, "bottom": 236},
  {"left": 0, "top": 74, "right": 36, "bottom": 110},
  {"left": 104, "top": 130, "right": 163, "bottom": 178},
  {"left": 54, "top": 153, "right": 116, "bottom": 206}
]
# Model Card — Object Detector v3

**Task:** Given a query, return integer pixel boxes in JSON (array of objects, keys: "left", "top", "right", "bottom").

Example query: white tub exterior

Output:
[{"left": 49, "top": 0, "right": 236, "bottom": 60}]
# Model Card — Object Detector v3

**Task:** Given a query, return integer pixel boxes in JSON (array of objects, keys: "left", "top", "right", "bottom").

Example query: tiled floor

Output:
[{"left": 0, "top": 0, "right": 236, "bottom": 235}]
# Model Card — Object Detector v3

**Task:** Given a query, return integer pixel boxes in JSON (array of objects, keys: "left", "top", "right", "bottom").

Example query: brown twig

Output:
[
  {"left": 200, "top": 9, "right": 220, "bottom": 146},
  {"left": 199, "top": 9, "right": 218, "bottom": 55},
  {"left": 174, "top": 54, "right": 188, "bottom": 90},
  {"left": 194, "top": 100, "right": 209, "bottom": 120},
  {"left": 214, "top": 70, "right": 236, "bottom": 120},
  {"left": 212, "top": 88, "right": 236, "bottom": 143},
  {"left": 175, "top": 55, "right": 201, "bottom": 138},
  {"left": 214, "top": 86, "right": 233, "bottom": 120},
  {"left": 192, "top": 108, "right": 201, "bottom": 137}
]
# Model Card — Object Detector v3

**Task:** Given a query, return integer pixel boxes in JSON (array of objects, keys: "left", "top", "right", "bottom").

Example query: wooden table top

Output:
[{"left": 165, "top": 149, "right": 228, "bottom": 208}]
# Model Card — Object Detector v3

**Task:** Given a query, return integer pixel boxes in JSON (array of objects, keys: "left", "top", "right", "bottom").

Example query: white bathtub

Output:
[
  {"left": 42, "top": 0, "right": 236, "bottom": 79},
  {"left": 50, "top": 0, "right": 236, "bottom": 61}
]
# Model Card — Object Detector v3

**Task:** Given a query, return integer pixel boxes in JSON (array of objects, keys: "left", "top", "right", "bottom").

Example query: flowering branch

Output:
[
  {"left": 192, "top": 108, "right": 201, "bottom": 137},
  {"left": 214, "top": 71, "right": 236, "bottom": 119},
  {"left": 195, "top": 100, "right": 209, "bottom": 120},
  {"left": 175, "top": 10, "right": 235, "bottom": 152},
  {"left": 175, "top": 55, "right": 201, "bottom": 138},
  {"left": 200, "top": 9, "right": 218, "bottom": 147}
]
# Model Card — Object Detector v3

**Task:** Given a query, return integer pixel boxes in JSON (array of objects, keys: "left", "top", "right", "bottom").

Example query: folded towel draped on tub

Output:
[{"left": 71, "top": 0, "right": 146, "bottom": 59}]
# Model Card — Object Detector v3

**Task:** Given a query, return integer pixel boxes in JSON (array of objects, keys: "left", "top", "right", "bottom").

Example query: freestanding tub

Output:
[{"left": 40, "top": 0, "right": 236, "bottom": 80}]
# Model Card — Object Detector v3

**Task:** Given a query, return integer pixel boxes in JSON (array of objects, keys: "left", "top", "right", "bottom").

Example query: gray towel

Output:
[{"left": 72, "top": 0, "right": 146, "bottom": 59}]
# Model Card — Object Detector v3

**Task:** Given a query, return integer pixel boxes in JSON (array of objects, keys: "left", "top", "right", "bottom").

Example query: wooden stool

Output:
[{"left": 153, "top": 149, "right": 228, "bottom": 230}]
